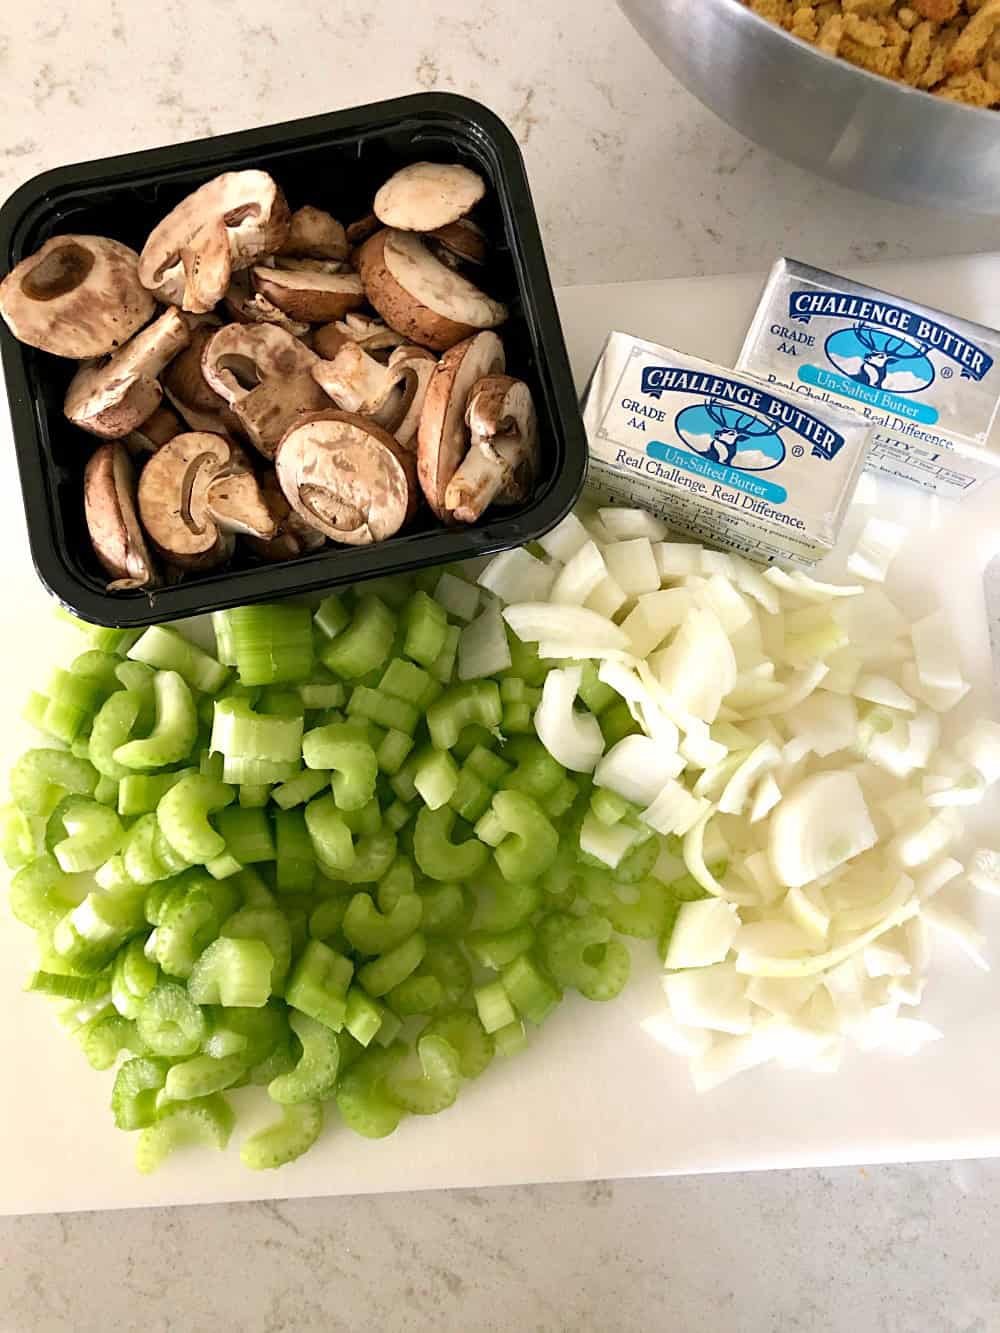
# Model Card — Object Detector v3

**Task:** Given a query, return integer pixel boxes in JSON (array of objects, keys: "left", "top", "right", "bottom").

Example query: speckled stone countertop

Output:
[{"left": 2, "top": 3, "right": 1000, "bottom": 1330}]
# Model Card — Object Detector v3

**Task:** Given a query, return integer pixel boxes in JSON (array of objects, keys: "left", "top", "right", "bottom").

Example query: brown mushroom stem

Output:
[
  {"left": 444, "top": 375, "right": 539, "bottom": 523},
  {"left": 84, "top": 442, "right": 159, "bottom": 590},
  {"left": 64, "top": 307, "right": 191, "bottom": 439},
  {"left": 137, "top": 433, "right": 274, "bottom": 569}
]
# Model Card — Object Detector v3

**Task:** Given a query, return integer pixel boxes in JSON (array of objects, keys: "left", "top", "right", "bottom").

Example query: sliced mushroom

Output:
[
  {"left": 0, "top": 235, "right": 156, "bottom": 359},
  {"left": 275, "top": 410, "right": 416, "bottom": 546},
  {"left": 272, "top": 258, "right": 345, "bottom": 275},
  {"left": 278, "top": 207, "right": 348, "bottom": 261},
  {"left": 201, "top": 323, "right": 328, "bottom": 459},
  {"left": 126, "top": 402, "right": 184, "bottom": 456},
  {"left": 416, "top": 331, "right": 505, "bottom": 519},
  {"left": 250, "top": 266, "right": 365, "bottom": 323},
  {"left": 84, "top": 442, "right": 159, "bottom": 590},
  {"left": 64, "top": 308, "right": 191, "bottom": 439},
  {"left": 223, "top": 270, "right": 311, "bottom": 338},
  {"left": 162, "top": 320, "right": 244, "bottom": 437},
  {"left": 427, "top": 218, "right": 488, "bottom": 270},
  {"left": 245, "top": 470, "right": 327, "bottom": 562},
  {"left": 138, "top": 171, "right": 291, "bottom": 313},
  {"left": 358, "top": 229, "right": 506, "bottom": 352},
  {"left": 137, "top": 432, "right": 274, "bottom": 569},
  {"left": 312, "top": 313, "right": 404, "bottom": 361},
  {"left": 374, "top": 162, "right": 485, "bottom": 232},
  {"left": 346, "top": 213, "right": 380, "bottom": 247},
  {"left": 312, "top": 340, "right": 436, "bottom": 447},
  {"left": 444, "top": 376, "right": 539, "bottom": 523}
]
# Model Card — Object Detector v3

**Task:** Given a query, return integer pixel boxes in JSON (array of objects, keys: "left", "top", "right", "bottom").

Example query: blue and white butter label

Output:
[
  {"left": 581, "top": 332, "right": 871, "bottom": 568},
  {"left": 737, "top": 259, "right": 1000, "bottom": 497}
]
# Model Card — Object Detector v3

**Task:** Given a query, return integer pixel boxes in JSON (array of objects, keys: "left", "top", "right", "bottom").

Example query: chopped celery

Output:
[
  {"left": 268, "top": 1011, "right": 340, "bottom": 1103},
  {"left": 322, "top": 596, "right": 395, "bottom": 680},
  {"left": 217, "top": 604, "right": 313, "bottom": 686},
  {"left": 241, "top": 1101, "right": 323, "bottom": 1170},
  {"left": 128, "top": 625, "right": 228, "bottom": 694},
  {"left": 135, "top": 1094, "right": 234, "bottom": 1173},
  {"left": 403, "top": 592, "right": 448, "bottom": 667}
]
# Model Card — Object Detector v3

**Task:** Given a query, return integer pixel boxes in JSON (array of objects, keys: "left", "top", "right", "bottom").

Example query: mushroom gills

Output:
[
  {"left": 64, "top": 307, "right": 191, "bottom": 439},
  {"left": 84, "top": 442, "right": 159, "bottom": 590},
  {"left": 275, "top": 411, "right": 415, "bottom": 546},
  {"left": 312, "top": 314, "right": 403, "bottom": 361},
  {"left": 0, "top": 234, "right": 155, "bottom": 359},
  {"left": 444, "top": 375, "right": 539, "bottom": 524}
]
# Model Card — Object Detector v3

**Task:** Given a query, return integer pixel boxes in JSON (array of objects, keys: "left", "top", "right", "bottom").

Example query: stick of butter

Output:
[
  {"left": 581, "top": 331, "right": 870, "bottom": 568},
  {"left": 737, "top": 258, "right": 1000, "bottom": 498}
]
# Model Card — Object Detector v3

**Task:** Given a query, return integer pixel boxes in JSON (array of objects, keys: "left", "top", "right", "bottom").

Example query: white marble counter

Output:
[{"left": 2, "top": 2, "right": 999, "bottom": 1329}]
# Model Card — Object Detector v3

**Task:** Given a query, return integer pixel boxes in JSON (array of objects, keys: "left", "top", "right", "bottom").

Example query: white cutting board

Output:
[{"left": 3, "top": 256, "right": 1000, "bottom": 1216}]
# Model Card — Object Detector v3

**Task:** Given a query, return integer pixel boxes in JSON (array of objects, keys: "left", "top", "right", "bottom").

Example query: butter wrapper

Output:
[
  {"left": 582, "top": 331, "right": 870, "bottom": 568},
  {"left": 737, "top": 258, "right": 1000, "bottom": 497}
]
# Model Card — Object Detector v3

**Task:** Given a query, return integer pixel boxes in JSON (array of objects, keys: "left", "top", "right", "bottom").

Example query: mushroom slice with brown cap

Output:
[
  {"left": 84, "top": 442, "right": 159, "bottom": 590},
  {"left": 374, "top": 163, "right": 485, "bottom": 232},
  {"left": 357, "top": 229, "right": 506, "bottom": 352},
  {"left": 276, "top": 410, "right": 416, "bottom": 546},
  {"left": 444, "top": 375, "right": 539, "bottom": 524},
  {"left": 137, "top": 432, "right": 275, "bottom": 569},
  {"left": 313, "top": 314, "right": 403, "bottom": 361},
  {"left": 416, "top": 331, "right": 505, "bottom": 518},
  {"left": 278, "top": 207, "right": 348, "bottom": 261},
  {"left": 427, "top": 218, "right": 488, "bottom": 270},
  {"left": 346, "top": 214, "right": 381, "bottom": 247},
  {"left": 126, "top": 402, "right": 184, "bottom": 456},
  {"left": 64, "top": 307, "right": 191, "bottom": 439},
  {"left": 224, "top": 270, "right": 311, "bottom": 339},
  {"left": 162, "top": 320, "right": 244, "bottom": 437},
  {"left": 245, "top": 471, "right": 327, "bottom": 562},
  {"left": 201, "top": 323, "right": 329, "bottom": 460},
  {"left": 312, "top": 341, "right": 435, "bottom": 447},
  {"left": 138, "top": 171, "right": 291, "bottom": 314},
  {"left": 251, "top": 266, "right": 365, "bottom": 323},
  {"left": 0, "top": 235, "right": 155, "bottom": 359}
]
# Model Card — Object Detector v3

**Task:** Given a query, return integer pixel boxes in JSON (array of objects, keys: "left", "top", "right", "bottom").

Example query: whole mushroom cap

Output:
[
  {"left": 84, "top": 441, "right": 159, "bottom": 590},
  {"left": 0, "top": 235, "right": 155, "bottom": 359},
  {"left": 374, "top": 162, "right": 485, "bottom": 233}
]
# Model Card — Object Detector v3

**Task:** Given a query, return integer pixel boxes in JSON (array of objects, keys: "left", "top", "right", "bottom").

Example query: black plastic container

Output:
[{"left": 0, "top": 93, "right": 586, "bottom": 626}]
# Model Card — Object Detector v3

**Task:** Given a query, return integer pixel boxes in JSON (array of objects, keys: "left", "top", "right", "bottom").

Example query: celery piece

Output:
[
  {"left": 41, "top": 669, "right": 104, "bottom": 743},
  {"left": 465, "top": 745, "right": 513, "bottom": 788},
  {"left": 135, "top": 1094, "right": 234, "bottom": 1174},
  {"left": 423, "top": 1011, "right": 493, "bottom": 1079},
  {"left": 343, "top": 986, "right": 386, "bottom": 1048},
  {"left": 216, "top": 604, "right": 314, "bottom": 686},
  {"left": 211, "top": 610, "right": 237, "bottom": 666},
  {"left": 314, "top": 593, "right": 350, "bottom": 642},
  {"left": 137, "top": 981, "right": 207, "bottom": 1057},
  {"left": 493, "top": 1019, "right": 528, "bottom": 1057},
  {"left": 600, "top": 699, "right": 640, "bottom": 748},
  {"left": 376, "top": 728, "right": 415, "bottom": 777},
  {"left": 429, "top": 625, "right": 461, "bottom": 685},
  {"left": 301, "top": 724, "right": 377, "bottom": 811},
  {"left": 304, "top": 793, "right": 354, "bottom": 872},
  {"left": 285, "top": 940, "right": 353, "bottom": 1031},
  {"left": 155, "top": 888, "right": 220, "bottom": 980},
  {"left": 477, "top": 791, "right": 558, "bottom": 884},
  {"left": 221, "top": 906, "right": 292, "bottom": 996},
  {"left": 539, "top": 912, "right": 631, "bottom": 1001},
  {"left": 157, "top": 775, "right": 235, "bottom": 864},
  {"left": 336, "top": 831, "right": 397, "bottom": 885},
  {"left": 541, "top": 777, "right": 579, "bottom": 821},
  {"left": 239, "top": 783, "right": 272, "bottom": 809},
  {"left": 336, "top": 1043, "right": 406, "bottom": 1138},
  {"left": 347, "top": 685, "right": 420, "bottom": 736},
  {"left": 274, "top": 808, "right": 315, "bottom": 894},
  {"left": 591, "top": 788, "right": 631, "bottom": 827},
  {"left": 448, "top": 767, "right": 492, "bottom": 823},
  {"left": 583, "top": 877, "right": 668, "bottom": 939},
  {"left": 501, "top": 738, "right": 566, "bottom": 800},
  {"left": 427, "top": 682, "right": 502, "bottom": 751},
  {"left": 206, "top": 1001, "right": 288, "bottom": 1070},
  {"left": 257, "top": 686, "right": 305, "bottom": 719},
  {"left": 466, "top": 925, "right": 535, "bottom": 971},
  {"left": 165, "top": 1052, "right": 245, "bottom": 1100},
  {"left": 386, "top": 974, "right": 444, "bottom": 1016},
  {"left": 111, "top": 1056, "right": 171, "bottom": 1129},
  {"left": 413, "top": 806, "right": 489, "bottom": 882},
  {"left": 89, "top": 691, "right": 143, "bottom": 781},
  {"left": 0, "top": 803, "right": 36, "bottom": 870},
  {"left": 215, "top": 806, "right": 275, "bottom": 865},
  {"left": 384, "top": 1035, "right": 460, "bottom": 1115},
  {"left": 343, "top": 892, "right": 423, "bottom": 955},
  {"left": 128, "top": 625, "right": 228, "bottom": 695},
  {"left": 78, "top": 1012, "right": 148, "bottom": 1070},
  {"left": 22, "top": 691, "right": 49, "bottom": 730},
  {"left": 26, "top": 969, "right": 111, "bottom": 1002},
  {"left": 269, "top": 1010, "right": 341, "bottom": 1104},
  {"left": 242, "top": 1100, "right": 325, "bottom": 1170},
  {"left": 55, "top": 609, "right": 142, "bottom": 656},
  {"left": 111, "top": 936, "right": 158, "bottom": 1019},
  {"left": 418, "top": 882, "right": 473, "bottom": 937},
  {"left": 451, "top": 724, "right": 498, "bottom": 762},
  {"left": 390, "top": 753, "right": 420, "bottom": 805},
  {"left": 357, "top": 932, "right": 426, "bottom": 998},
  {"left": 114, "top": 671, "right": 198, "bottom": 771},
  {"left": 71, "top": 648, "right": 122, "bottom": 695},
  {"left": 501, "top": 955, "right": 561, "bottom": 1025},
  {"left": 308, "top": 896, "right": 348, "bottom": 944},
  {"left": 384, "top": 799, "right": 413, "bottom": 834},
  {"left": 402, "top": 592, "right": 448, "bottom": 667},
  {"left": 413, "top": 748, "right": 459, "bottom": 811},
  {"left": 474, "top": 980, "right": 518, "bottom": 1035},
  {"left": 502, "top": 702, "right": 533, "bottom": 734},
  {"left": 298, "top": 680, "right": 346, "bottom": 711},
  {"left": 379, "top": 658, "right": 437, "bottom": 709},
  {"left": 375, "top": 857, "right": 416, "bottom": 912},
  {"left": 53, "top": 801, "right": 124, "bottom": 874},
  {"left": 10, "top": 749, "right": 97, "bottom": 816},
  {"left": 577, "top": 661, "right": 617, "bottom": 715},
  {"left": 271, "top": 768, "right": 331, "bottom": 810},
  {"left": 187, "top": 937, "right": 274, "bottom": 1008},
  {"left": 211, "top": 697, "right": 304, "bottom": 786},
  {"left": 322, "top": 596, "right": 395, "bottom": 681},
  {"left": 473, "top": 863, "right": 541, "bottom": 933},
  {"left": 417, "top": 938, "right": 470, "bottom": 1009}
]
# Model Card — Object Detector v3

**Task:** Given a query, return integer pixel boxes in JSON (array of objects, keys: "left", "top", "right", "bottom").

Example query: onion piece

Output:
[
  {"left": 717, "top": 741, "right": 781, "bottom": 816},
  {"left": 594, "top": 734, "right": 684, "bottom": 806},
  {"left": 853, "top": 674, "right": 917, "bottom": 714},
  {"left": 664, "top": 899, "right": 740, "bottom": 969},
  {"left": 954, "top": 720, "right": 1000, "bottom": 785},
  {"left": 769, "top": 771, "right": 877, "bottom": 889},
  {"left": 642, "top": 780, "right": 709, "bottom": 838},
  {"left": 533, "top": 665, "right": 604, "bottom": 773},
  {"left": 537, "top": 511, "right": 591, "bottom": 563},
  {"left": 846, "top": 517, "right": 907, "bottom": 583},
  {"left": 735, "top": 896, "right": 920, "bottom": 979},
  {"left": 478, "top": 549, "right": 555, "bottom": 603},
  {"left": 503, "top": 603, "right": 630, "bottom": 655},
  {"left": 654, "top": 606, "right": 736, "bottom": 723},
  {"left": 579, "top": 810, "right": 638, "bottom": 869},
  {"left": 663, "top": 962, "right": 751, "bottom": 1034},
  {"left": 749, "top": 773, "right": 782, "bottom": 825},
  {"left": 598, "top": 506, "right": 668, "bottom": 541},
  {"left": 602, "top": 538, "right": 660, "bottom": 596},
  {"left": 457, "top": 601, "right": 512, "bottom": 680},
  {"left": 764, "top": 568, "right": 864, "bottom": 602},
  {"left": 967, "top": 848, "right": 1000, "bottom": 897},
  {"left": 621, "top": 589, "right": 691, "bottom": 658},
  {"left": 549, "top": 540, "right": 607, "bottom": 607}
]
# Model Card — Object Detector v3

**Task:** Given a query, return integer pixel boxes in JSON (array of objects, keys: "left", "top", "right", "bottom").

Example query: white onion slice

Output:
[
  {"left": 457, "top": 602, "right": 511, "bottom": 680},
  {"left": 533, "top": 665, "right": 604, "bottom": 773},
  {"left": 503, "top": 603, "right": 630, "bottom": 655},
  {"left": 478, "top": 549, "right": 555, "bottom": 603},
  {"left": 769, "top": 771, "right": 877, "bottom": 889},
  {"left": 594, "top": 734, "right": 684, "bottom": 806},
  {"left": 665, "top": 899, "right": 741, "bottom": 969},
  {"left": 549, "top": 540, "right": 607, "bottom": 607},
  {"left": 846, "top": 517, "right": 907, "bottom": 583}
]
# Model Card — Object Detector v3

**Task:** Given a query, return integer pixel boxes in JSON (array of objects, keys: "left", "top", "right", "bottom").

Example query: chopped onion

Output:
[
  {"left": 769, "top": 771, "right": 877, "bottom": 889},
  {"left": 654, "top": 606, "right": 736, "bottom": 723},
  {"left": 579, "top": 810, "right": 638, "bottom": 869},
  {"left": 664, "top": 899, "right": 741, "bottom": 969},
  {"left": 900, "top": 660, "right": 970, "bottom": 714},
  {"left": 735, "top": 896, "right": 920, "bottom": 978},
  {"left": 602, "top": 538, "right": 661, "bottom": 596},
  {"left": 598, "top": 506, "right": 668, "bottom": 541},
  {"left": 690, "top": 1032, "right": 776, "bottom": 1093},
  {"left": 889, "top": 809, "right": 960, "bottom": 869},
  {"left": 653, "top": 541, "right": 701, "bottom": 581},
  {"left": 853, "top": 674, "right": 917, "bottom": 714},
  {"left": 750, "top": 773, "right": 782, "bottom": 824},
  {"left": 717, "top": 741, "right": 781, "bottom": 816},
  {"left": 641, "top": 780, "right": 709, "bottom": 838},
  {"left": 621, "top": 589, "right": 691, "bottom": 658},
  {"left": 663, "top": 963, "right": 751, "bottom": 1034},
  {"left": 584, "top": 576, "right": 628, "bottom": 620},
  {"left": 913, "top": 857, "right": 963, "bottom": 901},
  {"left": 595, "top": 735, "right": 684, "bottom": 806},
  {"left": 696, "top": 575, "right": 754, "bottom": 633},
  {"left": 745, "top": 974, "right": 817, "bottom": 1018},
  {"left": 968, "top": 848, "right": 1000, "bottom": 897},
  {"left": 537, "top": 511, "right": 593, "bottom": 563},
  {"left": 457, "top": 601, "right": 512, "bottom": 680},
  {"left": 740, "top": 662, "right": 829, "bottom": 720},
  {"left": 764, "top": 568, "right": 863, "bottom": 602},
  {"left": 784, "top": 693, "right": 857, "bottom": 759},
  {"left": 923, "top": 887, "right": 989, "bottom": 971},
  {"left": 911, "top": 611, "right": 963, "bottom": 695},
  {"left": 549, "top": 540, "right": 607, "bottom": 607},
  {"left": 503, "top": 603, "right": 630, "bottom": 656},
  {"left": 434, "top": 571, "right": 480, "bottom": 622},
  {"left": 846, "top": 517, "right": 907, "bottom": 583},
  {"left": 954, "top": 719, "right": 1000, "bottom": 785},
  {"left": 533, "top": 665, "right": 604, "bottom": 773},
  {"left": 478, "top": 549, "right": 555, "bottom": 604}
]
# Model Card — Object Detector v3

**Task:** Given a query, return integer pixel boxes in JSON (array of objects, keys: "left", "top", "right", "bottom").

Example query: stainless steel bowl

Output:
[{"left": 619, "top": 0, "right": 1000, "bottom": 214}]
